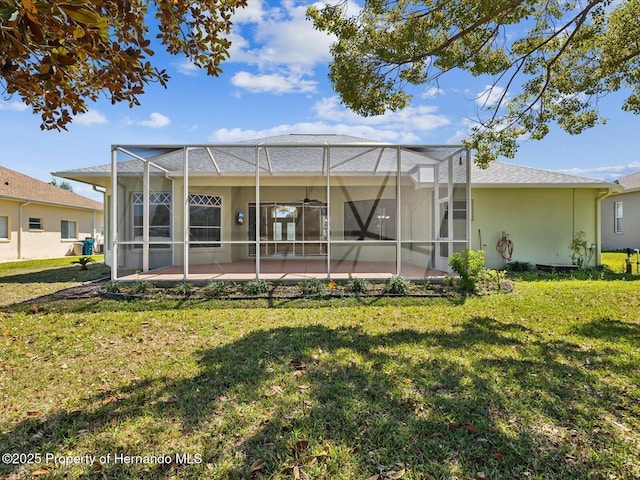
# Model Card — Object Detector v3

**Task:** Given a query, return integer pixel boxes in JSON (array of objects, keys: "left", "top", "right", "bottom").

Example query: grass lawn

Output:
[
  {"left": 0, "top": 262, "right": 639, "bottom": 479},
  {"left": 601, "top": 251, "right": 640, "bottom": 275},
  {"left": 0, "top": 256, "right": 110, "bottom": 307}
]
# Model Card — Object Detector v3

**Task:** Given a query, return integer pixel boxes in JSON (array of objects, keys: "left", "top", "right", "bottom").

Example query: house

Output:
[
  {"left": 469, "top": 162, "right": 620, "bottom": 269},
  {"left": 0, "top": 166, "right": 104, "bottom": 261},
  {"left": 600, "top": 172, "right": 640, "bottom": 252},
  {"left": 53, "top": 134, "right": 618, "bottom": 281}
]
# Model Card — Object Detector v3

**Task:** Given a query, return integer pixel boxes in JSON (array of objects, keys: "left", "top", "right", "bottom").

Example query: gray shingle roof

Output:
[
  {"left": 471, "top": 161, "right": 614, "bottom": 188},
  {"left": 53, "top": 134, "right": 616, "bottom": 190},
  {"left": 616, "top": 171, "right": 640, "bottom": 190},
  {"left": 0, "top": 166, "right": 103, "bottom": 210}
]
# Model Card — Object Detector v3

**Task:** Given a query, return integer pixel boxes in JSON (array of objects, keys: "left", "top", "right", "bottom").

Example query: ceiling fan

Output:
[{"left": 300, "top": 187, "right": 323, "bottom": 205}]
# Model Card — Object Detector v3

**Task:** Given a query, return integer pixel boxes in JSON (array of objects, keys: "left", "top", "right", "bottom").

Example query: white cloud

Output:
[
  {"left": 312, "top": 96, "right": 450, "bottom": 131},
  {"left": 139, "top": 112, "right": 171, "bottom": 129},
  {"left": 0, "top": 100, "right": 28, "bottom": 112},
  {"left": 207, "top": 93, "right": 454, "bottom": 144},
  {"left": 423, "top": 87, "right": 444, "bottom": 99},
  {"left": 230, "top": 2, "right": 334, "bottom": 69},
  {"left": 230, "top": 0, "right": 266, "bottom": 23},
  {"left": 476, "top": 85, "right": 508, "bottom": 108},
  {"left": 558, "top": 162, "right": 640, "bottom": 181},
  {"left": 208, "top": 123, "right": 421, "bottom": 144},
  {"left": 231, "top": 71, "right": 317, "bottom": 94},
  {"left": 74, "top": 110, "right": 107, "bottom": 126},
  {"left": 173, "top": 60, "right": 200, "bottom": 77},
  {"left": 226, "top": 0, "right": 339, "bottom": 95}
]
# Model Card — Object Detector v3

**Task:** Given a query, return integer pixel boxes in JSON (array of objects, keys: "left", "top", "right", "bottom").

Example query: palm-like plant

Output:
[{"left": 71, "top": 256, "right": 95, "bottom": 271}]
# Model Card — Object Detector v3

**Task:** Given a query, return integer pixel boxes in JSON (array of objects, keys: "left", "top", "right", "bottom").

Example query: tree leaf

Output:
[
  {"left": 250, "top": 458, "right": 265, "bottom": 472},
  {"left": 293, "top": 440, "right": 309, "bottom": 458},
  {"left": 31, "top": 469, "right": 51, "bottom": 476},
  {"left": 385, "top": 469, "right": 405, "bottom": 479},
  {"left": 59, "top": 5, "right": 102, "bottom": 26},
  {"left": 0, "top": 6, "right": 18, "bottom": 22},
  {"left": 462, "top": 423, "right": 481, "bottom": 434},
  {"left": 73, "top": 26, "right": 85, "bottom": 38}
]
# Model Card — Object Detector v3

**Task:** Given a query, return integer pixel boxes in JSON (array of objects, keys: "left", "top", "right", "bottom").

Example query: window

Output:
[
  {"left": 29, "top": 218, "right": 42, "bottom": 230},
  {"left": 614, "top": 201, "right": 623, "bottom": 234},
  {"left": 344, "top": 199, "right": 396, "bottom": 240},
  {"left": 0, "top": 216, "right": 7, "bottom": 239},
  {"left": 132, "top": 192, "right": 171, "bottom": 246},
  {"left": 61, "top": 220, "right": 77, "bottom": 239},
  {"left": 189, "top": 194, "right": 222, "bottom": 248},
  {"left": 441, "top": 200, "right": 468, "bottom": 221}
]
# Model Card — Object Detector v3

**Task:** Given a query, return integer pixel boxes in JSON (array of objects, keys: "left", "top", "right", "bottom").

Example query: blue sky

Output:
[{"left": 2, "top": 0, "right": 640, "bottom": 202}]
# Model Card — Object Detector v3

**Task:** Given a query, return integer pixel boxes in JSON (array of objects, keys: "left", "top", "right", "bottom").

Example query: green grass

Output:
[
  {"left": 601, "top": 251, "right": 640, "bottom": 274},
  {"left": 0, "top": 256, "right": 109, "bottom": 306},
  {"left": 0, "top": 262, "right": 639, "bottom": 479}
]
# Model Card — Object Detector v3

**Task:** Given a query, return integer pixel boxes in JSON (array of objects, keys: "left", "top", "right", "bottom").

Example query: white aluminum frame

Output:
[{"left": 109, "top": 142, "right": 470, "bottom": 281}]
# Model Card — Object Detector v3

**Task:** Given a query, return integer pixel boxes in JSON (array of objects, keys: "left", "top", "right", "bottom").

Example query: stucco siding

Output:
[
  {"left": 0, "top": 198, "right": 103, "bottom": 260},
  {"left": 601, "top": 191, "right": 640, "bottom": 251},
  {"left": 471, "top": 188, "right": 601, "bottom": 269}
]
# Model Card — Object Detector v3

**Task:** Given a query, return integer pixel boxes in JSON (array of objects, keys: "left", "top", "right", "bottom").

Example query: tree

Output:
[
  {"left": 307, "top": 0, "right": 640, "bottom": 166},
  {"left": 49, "top": 178, "right": 73, "bottom": 191},
  {"left": 0, "top": 0, "right": 246, "bottom": 130}
]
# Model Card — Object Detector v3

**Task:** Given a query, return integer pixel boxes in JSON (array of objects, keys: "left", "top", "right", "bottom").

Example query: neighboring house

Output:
[
  {"left": 470, "top": 162, "right": 620, "bottom": 269},
  {"left": 0, "top": 166, "right": 104, "bottom": 261},
  {"left": 53, "top": 134, "right": 618, "bottom": 280},
  {"left": 601, "top": 172, "right": 640, "bottom": 251}
]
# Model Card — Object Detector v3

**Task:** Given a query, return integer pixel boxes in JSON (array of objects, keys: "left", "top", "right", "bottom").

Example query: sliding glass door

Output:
[{"left": 248, "top": 202, "right": 327, "bottom": 257}]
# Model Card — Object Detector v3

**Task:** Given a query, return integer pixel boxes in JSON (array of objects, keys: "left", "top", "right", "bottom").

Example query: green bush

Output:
[
  {"left": 507, "top": 260, "right": 534, "bottom": 272},
  {"left": 204, "top": 281, "right": 228, "bottom": 298},
  {"left": 448, "top": 249, "right": 485, "bottom": 293},
  {"left": 71, "top": 256, "right": 95, "bottom": 271},
  {"left": 346, "top": 276, "right": 369, "bottom": 294},
  {"left": 104, "top": 281, "right": 122, "bottom": 293},
  {"left": 298, "top": 278, "right": 326, "bottom": 297},
  {"left": 481, "top": 268, "right": 507, "bottom": 291},
  {"left": 243, "top": 280, "right": 270, "bottom": 296},
  {"left": 129, "top": 280, "right": 151, "bottom": 294},
  {"left": 175, "top": 281, "right": 193, "bottom": 297},
  {"left": 384, "top": 276, "right": 411, "bottom": 295}
]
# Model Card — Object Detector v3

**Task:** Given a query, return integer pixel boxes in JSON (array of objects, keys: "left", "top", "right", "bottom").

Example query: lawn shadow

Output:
[
  {"left": 571, "top": 317, "right": 640, "bottom": 347},
  {"left": 1, "top": 318, "right": 636, "bottom": 479},
  {"left": 0, "top": 264, "right": 110, "bottom": 284}
]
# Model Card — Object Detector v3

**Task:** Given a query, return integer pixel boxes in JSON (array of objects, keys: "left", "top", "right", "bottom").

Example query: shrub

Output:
[
  {"left": 384, "top": 276, "right": 411, "bottom": 295},
  {"left": 569, "top": 231, "right": 594, "bottom": 269},
  {"left": 175, "top": 281, "right": 193, "bottom": 296},
  {"left": 71, "top": 256, "right": 94, "bottom": 271},
  {"left": 507, "top": 260, "right": 534, "bottom": 272},
  {"left": 346, "top": 276, "right": 369, "bottom": 294},
  {"left": 129, "top": 280, "right": 151, "bottom": 294},
  {"left": 204, "top": 281, "right": 228, "bottom": 298},
  {"left": 243, "top": 280, "right": 270, "bottom": 296},
  {"left": 448, "top": 249, "right": 485, "bottom": 293},
  {"left": 104, "top": 281, "right": 122, "bottom": 293},
  {"left": 481, "top": 269, "right": 508, "bottom": 291},
  {"left": 298, "top": 278, "right": 326, "bottom": 297}
]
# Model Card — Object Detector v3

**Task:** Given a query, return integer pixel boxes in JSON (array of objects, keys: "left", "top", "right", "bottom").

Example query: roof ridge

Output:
[{"left": 0, "top": 165, "right": 102, "bottom": 210}]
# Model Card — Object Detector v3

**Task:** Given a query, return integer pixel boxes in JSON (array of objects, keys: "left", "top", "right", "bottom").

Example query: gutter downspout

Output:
[{"left": 18, "top": 201, "right": 31, "bottom": 259}]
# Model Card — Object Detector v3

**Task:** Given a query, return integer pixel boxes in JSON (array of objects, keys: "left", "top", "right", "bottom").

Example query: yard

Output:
[{"left": 0, "top": 257, "right": 639, "bottom": 479}]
